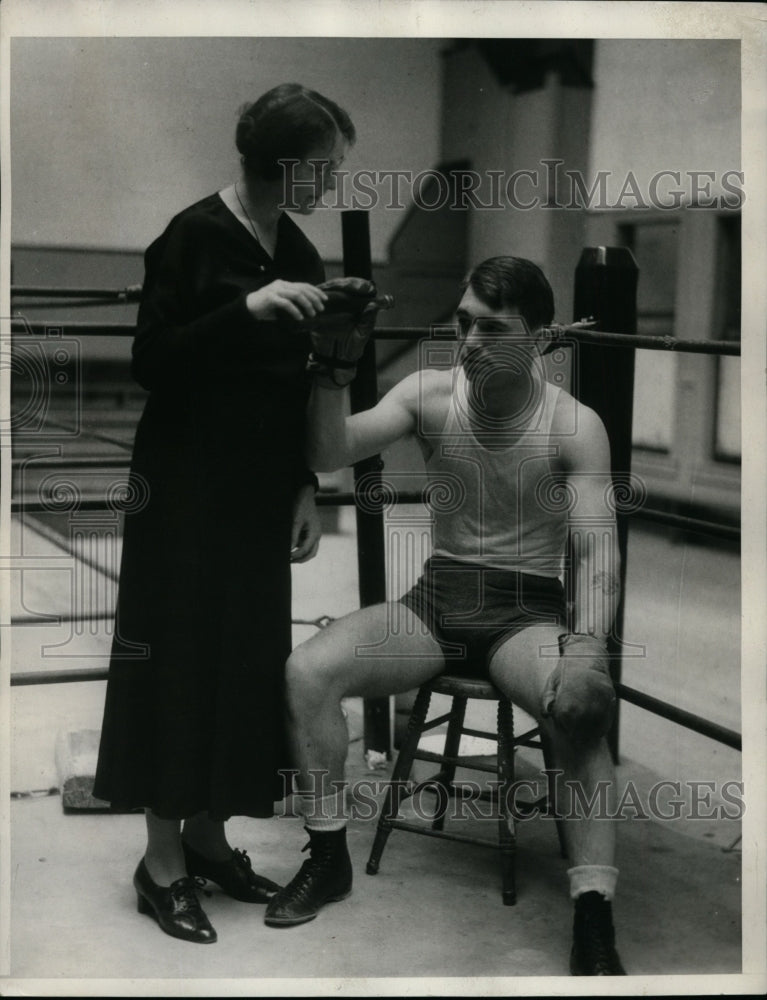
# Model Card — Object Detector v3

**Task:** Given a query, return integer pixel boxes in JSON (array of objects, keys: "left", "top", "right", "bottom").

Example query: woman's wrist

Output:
[
  {"left": 245, "top": 290, "right": 263, "bottom": 317},
  {"left": 296, "top": 473, "right": 320, "bottom": 496}
]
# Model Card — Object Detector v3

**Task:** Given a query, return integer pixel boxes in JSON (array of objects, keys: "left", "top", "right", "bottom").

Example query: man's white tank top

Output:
[{"left": 427, "top": 368, "right": 567, "bottom": 578}]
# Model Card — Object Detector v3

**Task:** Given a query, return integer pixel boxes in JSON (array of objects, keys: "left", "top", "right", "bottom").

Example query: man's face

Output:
[{"left": 455, "top": 287, "right": 540, "bottom": 386}]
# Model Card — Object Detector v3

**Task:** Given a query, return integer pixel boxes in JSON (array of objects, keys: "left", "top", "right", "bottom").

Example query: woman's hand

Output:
[
  {"left": 246, "top": 280, "right": 327, "bottom": 323},
  {"left": 290, "top": 484, "right": 322, "bottom": 563}
]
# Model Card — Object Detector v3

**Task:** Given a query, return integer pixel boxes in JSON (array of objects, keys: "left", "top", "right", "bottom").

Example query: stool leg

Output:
[
  {"left": 431, "top": 695, "right": 467, "bottom": 832},
  {"left": 366, "top": 684, "right": 433, "bottom": 875},
  {"left": 497, "top": 699, "right": 517, "bottom": 905},
  {"left": 540, "top": 727, "right": 569, "bottom": 860}
]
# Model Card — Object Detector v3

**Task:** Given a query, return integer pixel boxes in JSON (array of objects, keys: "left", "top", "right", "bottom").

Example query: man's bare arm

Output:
[
  {"left": 306, "top": 371, "right": 423, "bottom": 472},
  {"left": 540, "top": 402, "right": 620, "bottom": 741},
  {"left": 563, "top": 405, "right": 621, "bottom": 638}
]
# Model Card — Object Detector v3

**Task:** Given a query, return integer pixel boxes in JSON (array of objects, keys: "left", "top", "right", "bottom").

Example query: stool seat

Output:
[
  {"left": 366, "top": 672, "right": 568, "bottom": 905},
  {"left": 427, "top": 674, "right": 501, "bottom": 700}
]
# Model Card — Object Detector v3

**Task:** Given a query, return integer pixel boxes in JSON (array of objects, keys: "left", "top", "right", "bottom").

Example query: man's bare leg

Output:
[
  {"left": 265, "top": 602, "right": 445, "bottom": 926},
  {"left": 489, "top": 625, "right": 625, "bottom": 975},
  {"left": 287, "top": 601, "right": 445, "bottom": 792},
  {"left": 489, "top": 626, "right": 616, "bottom": 866}
]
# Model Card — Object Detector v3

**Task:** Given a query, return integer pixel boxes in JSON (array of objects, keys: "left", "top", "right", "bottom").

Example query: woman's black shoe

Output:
[
  {"left": 182, "top": 841, "right": 281, "bottom": 904},
  {"left": 134, "top": 859, "right": 217, "bottom": 943}
]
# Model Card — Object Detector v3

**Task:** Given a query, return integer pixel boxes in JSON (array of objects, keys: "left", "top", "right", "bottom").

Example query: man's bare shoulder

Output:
[
  {"left": 391, "top": 366, "right": 452, "bottom": 395},
  {"left": 384, "top": 367, "right": 453, "bottom": 445},
  {"left": 388, "top": 367, "right": 452, "bottom": 410},
  {"left": 551, "top": 386, "right": 610, "bottom": 471}
]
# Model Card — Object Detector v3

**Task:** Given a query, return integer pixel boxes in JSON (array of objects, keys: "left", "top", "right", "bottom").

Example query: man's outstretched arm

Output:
[{"left": 306, "top": 371, "right": 421, "bottom": 472}]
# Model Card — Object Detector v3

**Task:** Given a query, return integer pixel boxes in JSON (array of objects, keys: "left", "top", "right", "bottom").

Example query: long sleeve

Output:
[
  {"left": 131, "top": 211, "right": 271, "bottom": 391},
  {"left": 129, "top": 195, "right": 325, "bottom": 495}
]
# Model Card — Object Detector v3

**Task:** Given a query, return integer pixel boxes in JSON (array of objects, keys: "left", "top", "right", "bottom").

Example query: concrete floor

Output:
[
  {"left": 6, "top": 748, "right": 743, "bottom": 986},
  {"left": 3, "top": 511, "right": 762, "bottom": 994}
]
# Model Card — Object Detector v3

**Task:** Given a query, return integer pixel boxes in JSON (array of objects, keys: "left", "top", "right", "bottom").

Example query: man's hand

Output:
[
  {"left": 291, "top": 485, "right": 321, "bottom": 563},
  {"left": 540, "top": 633, "right": 616, "bottom": 743},
  {"left": 306, "top": 278, "right": 381, "bottom": 388}
]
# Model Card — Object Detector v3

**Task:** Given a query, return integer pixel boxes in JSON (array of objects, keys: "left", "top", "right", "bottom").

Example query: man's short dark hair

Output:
[{"left": 463, "top": 256, "right": 555, "bottom": 332}]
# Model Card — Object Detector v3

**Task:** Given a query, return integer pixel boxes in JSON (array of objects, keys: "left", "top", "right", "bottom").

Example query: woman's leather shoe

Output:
[
  {"left": 134, "top": 859, "right": 217, "bottom": 943},
  {"left": 182, "top": 841, "right": 281, "bottom": 904}
]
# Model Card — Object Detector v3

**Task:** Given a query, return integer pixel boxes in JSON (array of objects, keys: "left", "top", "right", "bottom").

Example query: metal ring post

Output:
[
  {"left": 572, "top": 246, "right": 639, "bottom": 764},
  {"left": 341, "top": 210, "right": 391, "bottom": 759}
]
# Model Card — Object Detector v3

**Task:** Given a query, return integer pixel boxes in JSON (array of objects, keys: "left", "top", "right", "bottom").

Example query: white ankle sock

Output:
[
  {"left": 568, "top": 864, "right": 619, "bottom": 901},
  {"left": 300, "top": 790, "right": 348, "bottom": 833}
]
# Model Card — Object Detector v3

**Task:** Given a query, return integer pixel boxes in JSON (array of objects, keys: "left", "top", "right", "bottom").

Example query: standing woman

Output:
[{"left": 94, "top": 84, "right": 356, "bottom": 944}]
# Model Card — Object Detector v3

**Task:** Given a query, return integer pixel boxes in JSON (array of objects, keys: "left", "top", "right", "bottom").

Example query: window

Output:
[
  {"left": 620, "top": 221, "right": 679, "bottom": 453},
  {"left": 712, "top": 215, "right": 741, "bottom": 462}
]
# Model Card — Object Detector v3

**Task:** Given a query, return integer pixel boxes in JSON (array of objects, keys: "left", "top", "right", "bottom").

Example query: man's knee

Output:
[
  {"left": 489, "top": 629, "right": 559, "bottom": 720},
  {"left": 541, "top": 715, "right": 611, "bottom": 766},
  {"left": 540, "top": 635, "right": 616, "bottom": 745},
  {"left": 285, "top": 641, "right": 339, "bottom": 707}
]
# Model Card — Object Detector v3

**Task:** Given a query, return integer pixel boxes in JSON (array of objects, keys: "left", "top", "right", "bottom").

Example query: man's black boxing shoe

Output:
[
  {"left": 264, "top": 827, "right": 352, "bottom": 927},
  {"left": 570, "top": 891, "right": 626, "bottom": 975}
]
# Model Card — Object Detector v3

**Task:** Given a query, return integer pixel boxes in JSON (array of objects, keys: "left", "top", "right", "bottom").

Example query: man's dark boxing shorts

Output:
[{"left": 399, "top": 556, "right": 567, "bottom": 676}]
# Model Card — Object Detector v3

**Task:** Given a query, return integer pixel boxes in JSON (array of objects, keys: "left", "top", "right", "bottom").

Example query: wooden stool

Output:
[{"left": 366, "top": 674, "right": 567, "bottom": 905}]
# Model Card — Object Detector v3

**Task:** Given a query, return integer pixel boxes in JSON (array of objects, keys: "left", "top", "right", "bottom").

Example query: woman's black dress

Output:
[{"left": 93, "top": 193, "right": 323, "bottom": 820}]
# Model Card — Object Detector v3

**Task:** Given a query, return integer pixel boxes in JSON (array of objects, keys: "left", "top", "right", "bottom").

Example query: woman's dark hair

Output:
[
  {"left": 236, "top": 83, "right": 356, "bottom": 181},
  {"left": 463, "top": 256, "right": 555, "bottom": 332}
]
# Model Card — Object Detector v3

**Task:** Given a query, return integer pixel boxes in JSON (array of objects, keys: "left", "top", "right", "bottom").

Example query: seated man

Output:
[{"left": 266, "top": 257, "right": 626, "bottom": 977}]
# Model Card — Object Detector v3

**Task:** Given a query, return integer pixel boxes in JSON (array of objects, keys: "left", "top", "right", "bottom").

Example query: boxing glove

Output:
[
  {"left": 540, "top": 633, "right": 617, "bottom": 744},
  {"left": 305, "top": 278, "right": 393, "bottom": 388}
]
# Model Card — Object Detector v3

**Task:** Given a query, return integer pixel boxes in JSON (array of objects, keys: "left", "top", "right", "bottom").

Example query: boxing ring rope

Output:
[
  {"left": 8, "top": 316, "right": 743, "bottom": 357},
  {"left": 11, "top": 487, "right": 741, "bottom": 541},
  {"left": 11, "top": 284, "right": 143, "bottom": 303},
  {"left": 8, "top": 222, "right": 742, "bottom": 764}
]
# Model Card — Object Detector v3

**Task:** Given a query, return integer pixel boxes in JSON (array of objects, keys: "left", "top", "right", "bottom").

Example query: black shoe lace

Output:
[
  {"left": 233, "top": 848, "right": 253, "bottom": 872},
  {"left": 276, "top": 843, "right": 329, "bottom": 903},
  {"left": 170, "top": 876, "right": 208, "bottom": 911},
  {"left": 577, "top": 909, "right": 619, "bottom": 974},
  {"left": 299, "top": 837, "right": 333, "bottom": 861}
]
